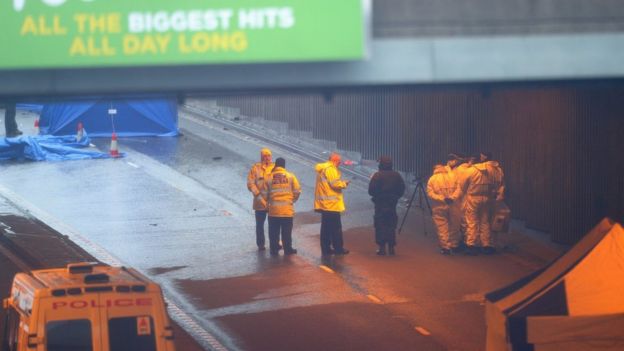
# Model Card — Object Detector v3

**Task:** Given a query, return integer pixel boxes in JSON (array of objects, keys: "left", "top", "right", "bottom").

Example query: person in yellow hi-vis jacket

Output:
[
  {"left": 314, "top": 153, "right": 351, "bottom": 256},
  {"left": 481, "top": 151, "right": 507, "bottom": 250},
  {"left": 452, "top": 153, "right": 475, "bottom": 239},
  {"left": 452, "top": 154, "right": 495, "bottom": 255},
  {"left": 266, "top": 157, "right": 301, "bottom": 256},
  {"left": 480, "top": 152, "right": 505, "bottom": 202},
  {"left": 247, "top": 148, "right": 275, "bottom": 250},
  {"left": 427, "top": 163, "right": 460, "bottom": 255}
]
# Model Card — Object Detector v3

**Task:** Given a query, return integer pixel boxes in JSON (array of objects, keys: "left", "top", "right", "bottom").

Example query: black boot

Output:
[
  {"left": 482, "top": 246, "right": 496, "bottom": 255},
  {"left": 464, "top": 245, "right": 479, "bottom": 256},
  {"left": 376, "top": 244, "right": 386, "bottom": 256},
  {"left": 388, "top": 245, "right": 395, "bottom": 256},
  {"left": 6, "top": 129, "right": 22, "bottom": 138}
]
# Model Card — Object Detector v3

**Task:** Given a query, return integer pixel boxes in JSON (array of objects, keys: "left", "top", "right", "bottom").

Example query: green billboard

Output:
[{"left": 0, "top": 0, "right": 367, "bottom": 69}]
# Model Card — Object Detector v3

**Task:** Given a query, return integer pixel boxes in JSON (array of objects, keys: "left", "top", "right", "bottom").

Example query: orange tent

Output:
[{"left": 485, "top": 218, "right": 624, "bottom": 351}]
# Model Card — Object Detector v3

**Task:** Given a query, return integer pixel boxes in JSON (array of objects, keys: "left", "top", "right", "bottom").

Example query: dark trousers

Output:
[
  {"left": 375, "top": 225, "right": 397, "bottom": 247},
  {"left": 4, "top": 103, "right": 17, "bottom": 135},
  {"left": 255, "top": 210, "right": 267, "bottom": 247},
  {"left": 320, "top": 211, "right": 344, "bottom": 253},
  {"left": 374, "top": 205, "right": 398, "bottom": 246},
  {"left": 268, "top": 216, "right": 293, "bottom": 252}
]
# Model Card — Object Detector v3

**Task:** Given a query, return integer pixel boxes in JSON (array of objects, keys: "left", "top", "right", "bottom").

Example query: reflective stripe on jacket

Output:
[
  {"left": 247, "top": 162, "right": 275, "bottom": 210},
  {"left": 314, "top": 161, "right": 347, "bottom": 212},
  {"left": 267, "top": 167, "right": 301, "bottom": 217}
]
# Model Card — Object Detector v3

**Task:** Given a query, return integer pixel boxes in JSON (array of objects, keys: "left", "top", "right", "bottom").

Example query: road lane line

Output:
[
  {"left": 0, "top": 237, "right": 31, "bottom": 273},
  {"left": 367, "top": 294, "right": 383, "bottom": 304},
  {"left": 319, "top": 265, "right": 335, "bottom": 274},
  {"left": 414, "top": 326, "right": 431, "bottom": 336}
]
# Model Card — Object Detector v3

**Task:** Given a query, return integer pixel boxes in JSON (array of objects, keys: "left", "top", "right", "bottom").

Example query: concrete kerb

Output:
[{"left": 183, "top": 100, "right": 373, "bottom": 182}]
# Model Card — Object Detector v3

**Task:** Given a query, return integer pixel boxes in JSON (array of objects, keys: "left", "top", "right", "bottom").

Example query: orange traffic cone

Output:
[
  {"left": 76, "top": 122, "right": 84, "bottom": 141},
  {"left": 34, "top": 118, "right": 40, "bottom": 135},
  {"left": 109, "top": 132, "right": 120, "bottom": 157}
]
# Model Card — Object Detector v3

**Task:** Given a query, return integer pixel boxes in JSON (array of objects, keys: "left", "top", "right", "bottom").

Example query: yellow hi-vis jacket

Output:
[
  {"left": 314, "top": 161, "right": 348, "bottom": 212},
  {"left": 484, "top": 160, "right": 505, "bottom": 201},
  {"left": 453, "top": 162, "right": 494, "bottom": 199},
  {"left": 427, "top": 165, "right": 458, "bottom": 207},
  {"left": 247, "top": 162, "right": 275, "bottom": 210},
  {"left": 267, "top": 167, "right": 301, "bottom": 217},
  {"left": 452, "top": 163, "right": 473, "bottom": 193}
]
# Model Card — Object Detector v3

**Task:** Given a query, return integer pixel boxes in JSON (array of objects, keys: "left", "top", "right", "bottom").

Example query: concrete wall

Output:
[
  {"left": 373, "top": 0, "right": 624, "bottom": 37},
  {"left": 214, "top": 81, "right": 624, "bottom": 244}
]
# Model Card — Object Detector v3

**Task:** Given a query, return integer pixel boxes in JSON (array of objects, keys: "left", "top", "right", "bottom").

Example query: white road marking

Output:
[
  {"left": 414, "top": 326, "right": 431, "bottom": 336},
  {"left": 367, "top": 294, "right": 383, "bottom": 304},
  {"left": 319, "top": 265, "right": 335, "bottom": 274}
]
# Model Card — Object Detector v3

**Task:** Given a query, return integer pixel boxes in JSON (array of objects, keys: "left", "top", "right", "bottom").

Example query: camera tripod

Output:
[{"left": 398, "top": 176, "right": 432, "bottom": 236}]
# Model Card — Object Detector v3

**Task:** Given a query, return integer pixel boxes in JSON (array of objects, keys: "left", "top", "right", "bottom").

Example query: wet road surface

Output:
[{"left": 0, "top": 108, "right": 562, "bottom": 350}]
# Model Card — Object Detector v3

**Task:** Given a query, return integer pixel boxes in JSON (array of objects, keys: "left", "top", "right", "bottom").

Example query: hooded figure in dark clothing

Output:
[{"left": 368, "top": 156, "right": 406, "bottom": 255}]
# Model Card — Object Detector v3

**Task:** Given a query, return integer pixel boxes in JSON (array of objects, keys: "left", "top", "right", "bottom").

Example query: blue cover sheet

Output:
[
  {"left": 39, "top": 98, "right": 178, "bottom": 137},
  {"left": 0, "top": 131, "right": 118, "bottom": 161}
]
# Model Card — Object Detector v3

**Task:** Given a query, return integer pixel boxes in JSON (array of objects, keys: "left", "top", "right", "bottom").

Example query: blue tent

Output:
[{"left": 39, "top": 98, "right": 178, "bottom": 137}]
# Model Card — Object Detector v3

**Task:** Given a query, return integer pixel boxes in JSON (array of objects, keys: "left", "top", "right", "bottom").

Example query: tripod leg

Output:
[
  {"left": 398, "top": 185, "right": 418, "bottom": 235},
  {"left": 417, "top": 185, "right": 428, "bottom": 236},
  {"left": 422, "top": 186, "right": 433, "bottom": 216},
  {"left": 414, "top": 182, "right": 432, "bottom": 236}
]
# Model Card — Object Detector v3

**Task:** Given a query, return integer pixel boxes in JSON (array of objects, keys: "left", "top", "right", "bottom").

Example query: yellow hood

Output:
[{"left": 433, "top": 165, "right": 447, "bottom": 174}]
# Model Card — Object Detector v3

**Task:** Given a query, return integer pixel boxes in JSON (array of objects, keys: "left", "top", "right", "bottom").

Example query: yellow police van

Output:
[{"left": 2, "top": 262, "right": 176, "bottom": 351}]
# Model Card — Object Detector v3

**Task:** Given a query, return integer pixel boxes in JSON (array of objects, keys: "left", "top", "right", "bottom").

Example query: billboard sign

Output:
[{"left": 0, "top": 0, "right": 367, "bottom": 69}]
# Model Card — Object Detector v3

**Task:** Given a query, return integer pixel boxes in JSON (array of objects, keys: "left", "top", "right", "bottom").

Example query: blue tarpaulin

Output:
[
  {"left": 0, "top": 131, "right": 118, "bottom": 161},
  {"left": 39, "top": 98, "right": 178, "bottom": 137}
]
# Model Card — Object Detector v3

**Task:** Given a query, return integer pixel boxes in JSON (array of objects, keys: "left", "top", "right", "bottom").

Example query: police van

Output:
[{"left": 2, "top": 262, "right": 176, "bottom": 351}]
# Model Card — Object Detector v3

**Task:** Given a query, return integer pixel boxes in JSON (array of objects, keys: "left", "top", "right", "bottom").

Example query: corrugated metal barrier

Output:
[{"left": 213, "top": 83, "right": 624, "bottom": 244}]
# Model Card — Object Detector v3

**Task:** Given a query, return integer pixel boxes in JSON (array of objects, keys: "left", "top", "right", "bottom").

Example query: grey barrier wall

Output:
[
  {"left": 214, "top": 83, "right": 624, "bottom": 244},
  {"left": 373, "top": 0, "right": 624, "bottom": 37}
]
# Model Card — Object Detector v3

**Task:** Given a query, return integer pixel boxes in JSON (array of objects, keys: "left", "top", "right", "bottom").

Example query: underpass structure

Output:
[{"left": 1, "top": 1, "right": 622, "bottom": 349}]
